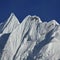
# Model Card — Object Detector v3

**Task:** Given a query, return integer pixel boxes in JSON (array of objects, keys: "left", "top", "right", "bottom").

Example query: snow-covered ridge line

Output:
[
  {"left": 0, "top": 13, "right": 60, "bottom": 60},
  {"left": 0, "top": 13, "right": 59, "bottom": 25},
  {"left": 0, "top": 13, "right": 20, "bottom": 35}
]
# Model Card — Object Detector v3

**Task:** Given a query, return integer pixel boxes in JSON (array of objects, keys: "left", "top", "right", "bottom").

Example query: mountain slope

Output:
[
  {"left": 0, "top": 14, "right": 60, "bottom": 60},
  {"left": 2, "top": 13, "right": 20, "bottom": 34},
  {"left": 0, "top": 13, "right": 20, "bottom": 59},
  {"left": 1, "top": 15, "right": 42, "bottom": 60},
  {"left": 36, "top": 25, "right": 60, "bottom": 60}
]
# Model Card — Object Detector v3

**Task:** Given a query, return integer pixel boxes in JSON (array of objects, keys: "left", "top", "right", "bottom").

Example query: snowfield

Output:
[{"left": 0, "top": 13, "right": 60, "bottom": 60}]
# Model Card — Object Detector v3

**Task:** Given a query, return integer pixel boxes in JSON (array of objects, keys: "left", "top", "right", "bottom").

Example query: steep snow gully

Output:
[{"left": 0, "top": 13, "right": 60, "bottom": 60}]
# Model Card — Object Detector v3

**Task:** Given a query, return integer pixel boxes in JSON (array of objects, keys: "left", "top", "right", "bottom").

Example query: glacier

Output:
[{"left": 0, "top": 13, "right": 60, "bottom": 60}]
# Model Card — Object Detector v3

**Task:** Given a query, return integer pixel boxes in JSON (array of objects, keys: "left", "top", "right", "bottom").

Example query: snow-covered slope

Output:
[
  {"left": 0, "top": 13, "right": 20, "bottom": 59},
  {"left": 0, "top": 14, "right": 60, "bottom": 60},
  {"left": 1, "top": 13, "right": 20, "bottom": 34}
]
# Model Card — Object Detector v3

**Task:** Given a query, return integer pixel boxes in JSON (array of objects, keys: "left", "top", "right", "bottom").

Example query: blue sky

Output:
[{"left": 0, "top": 0, "right": 60, "bottom": 23}]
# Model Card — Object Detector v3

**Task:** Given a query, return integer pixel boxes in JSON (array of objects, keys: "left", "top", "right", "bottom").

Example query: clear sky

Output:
[{"left": 0, "top": 0, "right": 60, "bottom": 23}]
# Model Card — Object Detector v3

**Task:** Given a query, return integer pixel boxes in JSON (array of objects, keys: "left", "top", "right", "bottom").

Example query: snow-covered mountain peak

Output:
[
  {"left": 0, "top": 14, "right": 60, "bottom": 60},
  {"left": 49, "top": 20, "right": 59, "bottom": 26},
  {"left": 45, "top": 20, "right": 59, "bottom": 33},
  {"left": 31, "top": 15, "right": 42, "bottom": 23},
  {"left": 4, "top": 12, "right": 19, "bottom": 26},
  {"left": 22, "top": 15, "right": 42, "bottom": 24},
  {"left": 1, "top": 13, "right": 20, "bottom": 34},
  {"left": 10, "top": 12, "right": 15, "bottom": 16}
]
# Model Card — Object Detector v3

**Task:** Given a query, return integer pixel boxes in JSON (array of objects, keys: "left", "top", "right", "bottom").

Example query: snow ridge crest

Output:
[{"left": 0, "top": 13, "right": 60, "bottom": 60}]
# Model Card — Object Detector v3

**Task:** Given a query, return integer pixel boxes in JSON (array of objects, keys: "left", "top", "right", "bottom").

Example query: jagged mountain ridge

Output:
[{"left": 0, "top": 13, "right": 60, "bottom": 60}]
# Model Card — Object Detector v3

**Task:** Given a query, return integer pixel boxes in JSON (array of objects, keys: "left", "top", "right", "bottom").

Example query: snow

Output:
[
  {"left": 0, "top": 14, "right": 60, "bottom": 60},
  {"left": 0, "top": 13, "right": 20, "bottom": 37},
  {"left": 0, "top": 13, "right": 20, "bottom": 60},
  {"left": 2, "top": 13, "right": 20, "bottom": 34}
]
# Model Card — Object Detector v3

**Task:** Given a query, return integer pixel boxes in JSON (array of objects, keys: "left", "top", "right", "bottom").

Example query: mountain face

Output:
[
  {"left": 0, "top": 14, "right": 60, "bottom": 60},
  {"left": 0, "top": 13, "right": 20, "bottom": 59},
  {"left": 0, "top": 13, "right": 20, "bottom": 34}
]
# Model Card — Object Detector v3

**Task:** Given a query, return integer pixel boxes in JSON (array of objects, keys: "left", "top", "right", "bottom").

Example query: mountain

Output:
[
  {"left": 0, "top": 14, "right": 60, "bottom": 60},
  {"left": 0, "top": 13, "right": 20, "bottom": 34},
  {"left": 0, "top": 13, "right": 20, "bottom": 59}
]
